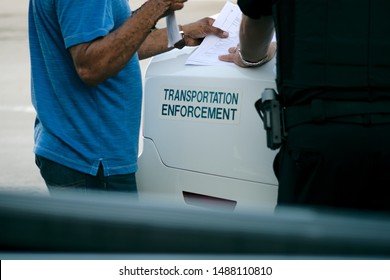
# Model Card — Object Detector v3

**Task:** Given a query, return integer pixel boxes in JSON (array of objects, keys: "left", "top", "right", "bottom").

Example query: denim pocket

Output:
[{"left": 35, "top": 155, "right": 86, "bottom": 189}]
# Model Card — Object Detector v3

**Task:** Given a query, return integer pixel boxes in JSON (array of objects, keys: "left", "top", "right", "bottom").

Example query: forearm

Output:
[
  {"left": 139, "top": 17, "right": 229, "bottom": 60},
  {"left": 138, "top": 28, "right": 174, "bottom": 60},
  {"left": 70, "top": 0, "right": 170, "bottom": 86},
  {"left": 239, "top": 15, "right": 274, "bottom": 62}
]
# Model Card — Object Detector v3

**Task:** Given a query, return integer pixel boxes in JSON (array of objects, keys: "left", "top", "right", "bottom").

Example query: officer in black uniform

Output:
[{"left": 220, "top": 0, "right": 390, "bottom": 212}]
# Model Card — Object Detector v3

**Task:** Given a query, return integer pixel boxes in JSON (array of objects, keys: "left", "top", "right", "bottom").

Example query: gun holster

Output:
[{"left": 255, "top": 88, "right": 287, "bottom": 150}]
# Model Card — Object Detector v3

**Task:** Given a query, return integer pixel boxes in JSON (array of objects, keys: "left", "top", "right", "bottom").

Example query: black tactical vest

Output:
[{"left": 273, "top": 0, "right": 390, "bottom": 106}]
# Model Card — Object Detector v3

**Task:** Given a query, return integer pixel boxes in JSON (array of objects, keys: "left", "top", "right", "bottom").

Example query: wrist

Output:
[
  {"left": 136, "top": 0, "right": 170, "bottom": 28},
  {"left": 237, "top": 48, "right": 268, "bottom": 67}
]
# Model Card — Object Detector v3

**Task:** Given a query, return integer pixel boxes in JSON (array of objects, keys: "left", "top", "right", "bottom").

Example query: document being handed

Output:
[{"left": 185, "top": 1, "right": 242, "bottom": 66}]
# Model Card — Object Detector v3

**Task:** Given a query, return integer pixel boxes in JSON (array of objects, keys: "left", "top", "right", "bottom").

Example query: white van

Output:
[{"left": 136, "top": 47, "right": 278, "bottom": 212}]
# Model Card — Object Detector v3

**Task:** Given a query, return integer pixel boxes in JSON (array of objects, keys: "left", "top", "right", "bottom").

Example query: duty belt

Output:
[{"left": 285, "top": 99, "right": 390, "bottom": 128}]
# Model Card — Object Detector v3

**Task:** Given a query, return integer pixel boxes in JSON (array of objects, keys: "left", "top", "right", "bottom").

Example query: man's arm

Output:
[
  {"left": 69, "top": 0, "right": 185, "bottom": 87},
  {"left": 138, "top": 17, "right": 229, "bottom": 60},
  {"left": 239, "top": 15, "right": 274, "bottom": 63}
]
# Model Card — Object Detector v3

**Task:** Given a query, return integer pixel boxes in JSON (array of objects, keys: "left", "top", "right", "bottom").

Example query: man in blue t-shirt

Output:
[{"left": 29, "top": 0, "right": 228, "bottom": 194}]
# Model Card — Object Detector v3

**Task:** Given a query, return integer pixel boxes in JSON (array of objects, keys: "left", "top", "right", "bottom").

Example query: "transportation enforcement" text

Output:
[{"left": 161, "top": 88, "right": 240, "bottom": 122}]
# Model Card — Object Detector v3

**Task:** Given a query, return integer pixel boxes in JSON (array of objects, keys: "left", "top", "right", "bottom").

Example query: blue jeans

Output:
[{"left": 35, "top": 155, "right": 137, "bottom": 195}]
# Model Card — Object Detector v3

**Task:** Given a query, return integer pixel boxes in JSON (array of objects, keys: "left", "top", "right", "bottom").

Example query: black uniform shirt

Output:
[{"left": 237, "top": 0, "right": 273, "bottom": 18}]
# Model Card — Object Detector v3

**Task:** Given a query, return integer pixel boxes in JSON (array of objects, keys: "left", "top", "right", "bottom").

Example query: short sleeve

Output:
[
  {"left": 237, "top": 0, "right": 273, "bottom": 19},
  {"left": 56, "top": 0, "right": 114, "bottom": 48}
]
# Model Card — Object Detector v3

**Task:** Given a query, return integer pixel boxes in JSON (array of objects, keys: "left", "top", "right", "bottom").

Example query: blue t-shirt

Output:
[{"left": 28, "top": 0, "right": 142, "bottom": 176}]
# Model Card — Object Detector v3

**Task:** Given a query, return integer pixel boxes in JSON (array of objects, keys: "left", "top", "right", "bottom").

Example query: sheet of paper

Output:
[
  {"left": 166, "top": 12, "right": 182, "bottom": 48},
  {"left": 186, "top": 1, "right": 242, "bottom": 66}
]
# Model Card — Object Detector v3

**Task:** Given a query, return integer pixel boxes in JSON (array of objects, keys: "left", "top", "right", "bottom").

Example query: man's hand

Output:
[
  {"left": 181, "top": 17, "right": 229, "bottom": 46},
  {"left": 219, "top": 41, "right": 276, "bottom": 68}
]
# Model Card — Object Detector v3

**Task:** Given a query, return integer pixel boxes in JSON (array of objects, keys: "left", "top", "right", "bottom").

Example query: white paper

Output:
[
  {"left": 186, "top": 1, "right": 242, "bottom": 66},
  {"left": 166, "top": 12, "right": 182, "bottom": 48}
]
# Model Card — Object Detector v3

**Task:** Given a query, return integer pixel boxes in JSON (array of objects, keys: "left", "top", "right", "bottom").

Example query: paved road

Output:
[{"left": 0, "top": 0, "right": 227, "bottom": 194}]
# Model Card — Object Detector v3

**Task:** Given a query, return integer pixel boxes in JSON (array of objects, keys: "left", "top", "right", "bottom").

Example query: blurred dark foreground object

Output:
[{"left": 1, "top": 190, "right": 390, "bottom": 258}]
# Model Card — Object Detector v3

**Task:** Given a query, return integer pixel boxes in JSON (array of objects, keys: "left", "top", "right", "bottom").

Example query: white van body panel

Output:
[{"left": 137, "top": 47, "right": 278, "bottom": 212}]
